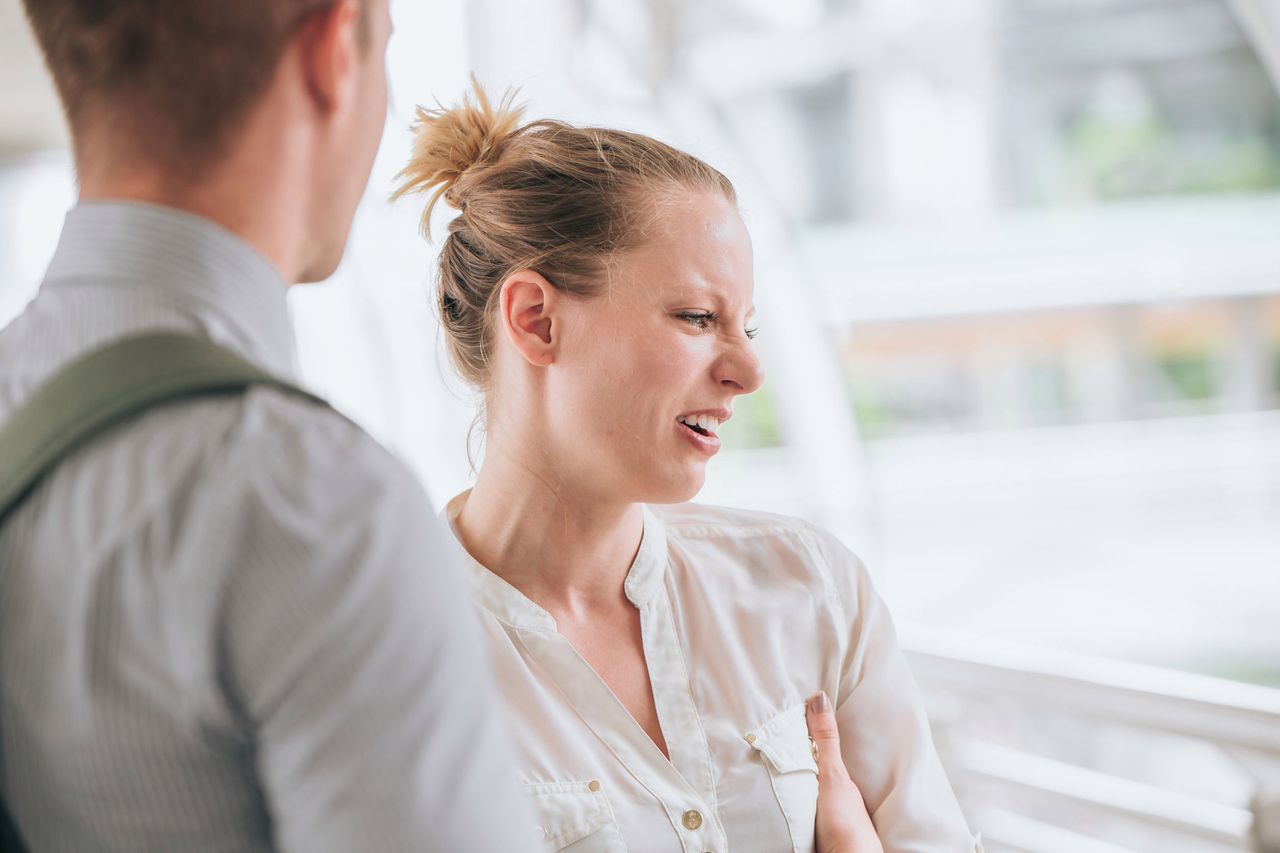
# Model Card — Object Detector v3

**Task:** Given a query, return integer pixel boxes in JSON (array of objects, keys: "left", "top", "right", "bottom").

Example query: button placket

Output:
[
  {"left": 638, "top": 579, "right": 725, "bottom": 844},
  {"left": 670, "top": 804, "right": 721, "bottom": 853}
]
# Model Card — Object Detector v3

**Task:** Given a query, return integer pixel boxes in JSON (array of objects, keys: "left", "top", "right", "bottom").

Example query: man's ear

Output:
[
  {"left": 294, "top": 0, "right": 362, "bottom": 113},
  {"left": 499, "top": 271, "right": 559, "bottom": 367}
]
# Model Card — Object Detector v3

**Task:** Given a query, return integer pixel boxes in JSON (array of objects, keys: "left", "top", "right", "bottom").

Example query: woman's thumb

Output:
[{"left": 806, "top": 691, "right": 844, "bottom": 779}]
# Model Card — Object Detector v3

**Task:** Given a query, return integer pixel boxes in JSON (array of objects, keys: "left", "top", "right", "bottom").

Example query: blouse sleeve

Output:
[{"left": 808, "top": 525, "right": 982, "bottom": 852}]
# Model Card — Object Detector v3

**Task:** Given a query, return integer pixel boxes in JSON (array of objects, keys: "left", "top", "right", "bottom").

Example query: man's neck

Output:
[{"left": 75, "top": 135, "right": 305, "bottom": 285}]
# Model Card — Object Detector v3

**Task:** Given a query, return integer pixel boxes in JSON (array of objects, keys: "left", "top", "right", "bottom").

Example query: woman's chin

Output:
[{"left": 635, "top": 468, "right": 707, "bottom": 505}]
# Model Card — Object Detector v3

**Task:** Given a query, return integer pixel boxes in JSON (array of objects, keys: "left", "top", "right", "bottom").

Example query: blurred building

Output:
[
  {"left": 536, "top": 1, "right": 1280, "bottom": 848},
  {"left": 2, "top": 0, "right": 1279, "bottom": 848}
]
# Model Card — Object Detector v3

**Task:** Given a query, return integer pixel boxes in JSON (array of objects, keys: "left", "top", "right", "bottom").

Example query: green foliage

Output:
[
  {"left": 1188, "top": 659, "right": 1280, "bottom": 689},
  {"left": 718, "top": 382, "right": 783, "bottom": 450},
  {"left": 1061, "top": 112, "right": 1280, "bottom": 200},
  {"left": 1155, "top": 351, "right": 1218, "bottom": 402},
  {"left": 849, "top": 383, "right": 896, "bottom": 440}
]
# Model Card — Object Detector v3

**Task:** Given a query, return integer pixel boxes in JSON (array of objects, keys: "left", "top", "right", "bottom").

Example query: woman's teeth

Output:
[{"left": 677, "top": 414, "right": 721, "bottom": 436}]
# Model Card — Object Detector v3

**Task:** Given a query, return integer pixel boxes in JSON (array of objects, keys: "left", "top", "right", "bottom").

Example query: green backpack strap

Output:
[
  {"left": 0, "top": 332, "right": 326, "bottom": 521},
  {"left": 0, "top": 332, "right": 327, "bottom": 853}
]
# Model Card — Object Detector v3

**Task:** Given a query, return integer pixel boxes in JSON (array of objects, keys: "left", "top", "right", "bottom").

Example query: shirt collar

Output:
[
  {"left": 443, "top": 490, "right": 669, "bottom": 632},
  {"left": 624, "top": 506, "right": 668, "bottom": 608},
  {"left": 42, "top": 200, "right": 298, "bottom": 379}
]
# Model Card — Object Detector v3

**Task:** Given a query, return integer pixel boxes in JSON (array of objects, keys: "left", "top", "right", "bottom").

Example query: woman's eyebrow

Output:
[{"left": 668, "top": 284, "right": 756, "bottom": 316}]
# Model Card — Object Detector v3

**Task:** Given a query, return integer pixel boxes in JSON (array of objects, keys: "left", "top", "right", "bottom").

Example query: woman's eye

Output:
[
  {"left": 678, "top": 312, "right": 758, "bottom": 339},
  {"left": 679, "top": 311, "right": 717, "bottom": 331}
]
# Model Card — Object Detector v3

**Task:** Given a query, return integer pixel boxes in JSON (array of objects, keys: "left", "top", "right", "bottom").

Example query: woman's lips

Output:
[{"left": 677, "top": 419, "right": 721, "bottom": 455}]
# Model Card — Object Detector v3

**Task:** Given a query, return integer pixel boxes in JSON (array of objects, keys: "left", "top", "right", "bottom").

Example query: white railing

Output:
[{"left": 902, "top": 628, "right": 1280, "bottom": 852}]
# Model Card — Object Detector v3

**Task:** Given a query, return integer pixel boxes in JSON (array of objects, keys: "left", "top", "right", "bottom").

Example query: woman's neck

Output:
[{"left": 455, "top": 443, "right": 645, "bottom": 617}]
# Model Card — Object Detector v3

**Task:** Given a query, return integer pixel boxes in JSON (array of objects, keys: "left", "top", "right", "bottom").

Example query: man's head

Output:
[{"left": 21, "top": 0, "right": 393, "bottom": 282}]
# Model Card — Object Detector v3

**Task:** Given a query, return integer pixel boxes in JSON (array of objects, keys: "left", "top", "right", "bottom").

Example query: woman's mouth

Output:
[
  {"left": 676, "top": 413, "right": 722, "bottom": 437},
  {"left": 676, "top": 413, "right": 725, "bottom": 454}
]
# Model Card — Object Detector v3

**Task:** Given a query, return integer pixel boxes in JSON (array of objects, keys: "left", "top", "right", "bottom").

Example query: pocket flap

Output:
[
  {"left": 523, "top": 780, "right": 616, "bottom": 850},
  {"left": 745, "top": 702, "right": 820, "bottom": 775}
]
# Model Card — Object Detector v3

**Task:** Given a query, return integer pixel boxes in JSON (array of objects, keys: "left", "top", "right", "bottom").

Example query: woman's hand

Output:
[{"left": 806, "top": 691, "right": 884, "bottom": 853}]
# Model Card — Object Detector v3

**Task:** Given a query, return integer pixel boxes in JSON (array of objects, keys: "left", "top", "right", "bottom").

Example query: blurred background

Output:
[{"left": 2, "top": 0, "right": 1279, "bottom": 849}]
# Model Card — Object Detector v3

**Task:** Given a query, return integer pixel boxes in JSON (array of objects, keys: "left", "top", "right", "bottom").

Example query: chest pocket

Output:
[
  {"left": 746, "top": 703, "right": 820, "bottom": 853},
  {"left": 524, "top": 781, "right": 629, "bottom": 852}
]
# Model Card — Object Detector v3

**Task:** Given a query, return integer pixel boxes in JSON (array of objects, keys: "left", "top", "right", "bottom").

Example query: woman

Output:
[{"left": 395, "top": 85, "right": 981, "bottom": 853}]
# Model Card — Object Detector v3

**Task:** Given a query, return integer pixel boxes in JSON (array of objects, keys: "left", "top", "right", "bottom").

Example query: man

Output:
[{"left": 0, "top": 1, "right": 536, "bottom": 849}]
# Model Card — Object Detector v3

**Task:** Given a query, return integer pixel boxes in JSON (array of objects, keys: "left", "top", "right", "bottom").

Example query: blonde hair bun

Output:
[{"left": 393, "top": 77, "right": 524, "bottom": 232}]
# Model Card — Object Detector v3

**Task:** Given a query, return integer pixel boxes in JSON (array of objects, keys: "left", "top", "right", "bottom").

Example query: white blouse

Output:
[{"left": 446, "top": 495, "right": 981, "bottom": 853}]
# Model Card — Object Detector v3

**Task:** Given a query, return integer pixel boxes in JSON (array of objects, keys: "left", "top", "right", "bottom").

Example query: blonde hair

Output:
[{"left": 393, "top": 80, "right": 737, "bottom": 391}]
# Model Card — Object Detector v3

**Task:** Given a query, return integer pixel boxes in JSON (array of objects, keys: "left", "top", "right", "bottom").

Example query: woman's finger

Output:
[
  {"left": 806, "top": 691, "right": 884, "bottom": 853},
  {"left": 806, "top": 690, "right": 848, "bottom": 782}
]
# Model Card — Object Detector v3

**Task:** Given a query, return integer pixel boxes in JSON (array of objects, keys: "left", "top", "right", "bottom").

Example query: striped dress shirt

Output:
[{"left": 0, "top": 201, "right": 537, "bottom": 852}]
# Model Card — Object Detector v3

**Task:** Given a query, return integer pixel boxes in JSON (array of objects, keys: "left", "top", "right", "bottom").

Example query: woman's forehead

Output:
[{"left": 614, "top": 198, "right": 753, "bottom": 298}]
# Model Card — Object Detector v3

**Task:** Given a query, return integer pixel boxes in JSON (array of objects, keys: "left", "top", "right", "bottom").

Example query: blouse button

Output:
[
  {"left": 588, "top": 780, "right": 601, "bottom": 793},
  {"left": 744, "top": 734, "right": 756, "bottom": 744},
  {"left": 682, "top": 809, "right": 703, "bottom": 831}
]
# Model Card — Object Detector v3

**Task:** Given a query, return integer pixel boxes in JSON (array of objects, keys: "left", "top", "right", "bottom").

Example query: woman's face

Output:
[{"left": 547, "top": 191, "right": 765, "bottom": 505}]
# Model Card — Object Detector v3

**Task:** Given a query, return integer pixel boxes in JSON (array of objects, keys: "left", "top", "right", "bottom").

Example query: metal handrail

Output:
[
  {"left": 903, "top": 628, "right": 1280, "bottom": 756},
  {"left": 952, "top": 739, "right": 1252, "bottom": 845},
  {"left": 901, "top": 627, "right": 1280, "bottom": 851},
  {"left": 976, "top": 807, "right": 1144, "bottom": 853}
]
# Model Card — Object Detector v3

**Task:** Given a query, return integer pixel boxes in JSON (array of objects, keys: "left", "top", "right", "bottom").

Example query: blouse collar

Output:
[{"left": 443, "top": 490, "right": 669, "bottom": 632}]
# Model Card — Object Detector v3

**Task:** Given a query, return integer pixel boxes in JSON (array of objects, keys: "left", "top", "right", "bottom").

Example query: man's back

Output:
[{"left": 0, "top": 202, "right": 535, "bottom": 851}]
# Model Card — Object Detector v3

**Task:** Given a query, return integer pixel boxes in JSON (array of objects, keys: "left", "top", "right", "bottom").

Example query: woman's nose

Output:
[{"left": 716, "top": 339, "right": 766, "bottom": 395}]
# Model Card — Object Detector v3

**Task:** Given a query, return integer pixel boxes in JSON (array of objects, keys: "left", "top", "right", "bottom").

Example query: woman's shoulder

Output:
[
  {"left": 650, "top": 502, "right": 869, "bottom": 598},
  {"left": 649, "top": 500, "right": 815, "bottom": 538},
  {"left": 651, "top": 501, "right": 852, "bottom": 552}
]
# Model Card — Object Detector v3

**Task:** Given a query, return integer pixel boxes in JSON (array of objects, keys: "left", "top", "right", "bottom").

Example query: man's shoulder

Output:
[
  {"left": 37, "top": 381, "right": 428, "bottom": 539},
  {"left": 0, "top": 308, "right": 430, "bottom": 539},
  {"left": 206, "top": 386, "right": 425, "bottom": 508}
]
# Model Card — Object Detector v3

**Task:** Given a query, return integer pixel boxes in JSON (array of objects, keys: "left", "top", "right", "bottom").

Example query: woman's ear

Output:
[{"left": 498, "top": 270, "right": 558, "bottom": 367}]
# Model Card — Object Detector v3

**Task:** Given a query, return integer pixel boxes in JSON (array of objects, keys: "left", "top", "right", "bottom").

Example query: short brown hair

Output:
[
  {"left": 393, "top": 83, "right": 737, "bottom": 391},
  {"left": 20, "top": 0, "right": 362, "bottom": 168}
]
